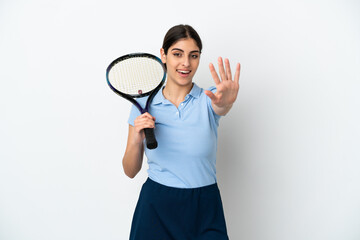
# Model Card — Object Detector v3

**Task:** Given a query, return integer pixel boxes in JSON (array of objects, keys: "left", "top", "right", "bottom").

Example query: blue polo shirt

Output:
[{"left": 128, "top": 83, "right": 221, "bottom": 188}]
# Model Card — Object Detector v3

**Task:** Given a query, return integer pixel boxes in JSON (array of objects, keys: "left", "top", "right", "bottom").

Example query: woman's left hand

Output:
[{"left": 205, "top": 57, "right": 241, "bottom": 116}]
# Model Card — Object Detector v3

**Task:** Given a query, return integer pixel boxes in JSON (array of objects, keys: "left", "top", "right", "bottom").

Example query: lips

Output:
[
  {"left": 176, "top": 69, "right": 191, "bottom": 77},
  {"left": 177, "top": 70, "right": 191, "bottom": 73}
]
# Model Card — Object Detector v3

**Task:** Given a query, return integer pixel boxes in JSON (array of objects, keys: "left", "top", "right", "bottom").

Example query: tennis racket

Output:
[{"left": 106, "top": 53, "right": 166, "bottom": 149}]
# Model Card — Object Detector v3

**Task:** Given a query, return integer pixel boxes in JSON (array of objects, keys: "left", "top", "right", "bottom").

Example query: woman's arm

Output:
[
  {"left": 122, "top": 125, "right": 144, "bottom": 178},
  {"left": 122, "top": 113, "right": 155, "bottom": 178}
]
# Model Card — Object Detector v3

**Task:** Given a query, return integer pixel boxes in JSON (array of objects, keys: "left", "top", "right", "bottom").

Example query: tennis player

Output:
[{"left": 123, "top": 24, "right": 240, "bottom": 240}]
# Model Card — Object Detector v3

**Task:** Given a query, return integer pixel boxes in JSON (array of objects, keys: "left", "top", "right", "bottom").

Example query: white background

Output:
[{"left": 1, "top": 0, "right": 359, "bottom": 239}]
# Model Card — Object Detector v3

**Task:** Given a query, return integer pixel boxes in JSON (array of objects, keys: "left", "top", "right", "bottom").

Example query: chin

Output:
[{"left": 176, "top": 79, "right": 193, "bottom": 87}]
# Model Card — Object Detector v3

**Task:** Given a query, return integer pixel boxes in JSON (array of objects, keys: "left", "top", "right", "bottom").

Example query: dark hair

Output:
[{"left": 162, "top": 24, "right": 202, "bottom": 55}]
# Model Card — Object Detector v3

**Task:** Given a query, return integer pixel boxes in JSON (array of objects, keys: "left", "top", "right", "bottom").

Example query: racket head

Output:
[{"left": 106, "top": 53, "right": 166, "bottom": 100}]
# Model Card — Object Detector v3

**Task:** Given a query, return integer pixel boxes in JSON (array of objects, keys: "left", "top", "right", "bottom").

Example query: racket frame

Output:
[{"left": 106, "top": 53, "right": 166, "bottom": 149}]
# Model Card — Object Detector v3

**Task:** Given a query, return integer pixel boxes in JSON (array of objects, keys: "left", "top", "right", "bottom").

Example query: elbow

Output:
[
  {"left": 125, "top": 171, "right": 137, "bottom": 179},
  {"left": 123, "top": 165, "right": 139, "bottom": 179}
]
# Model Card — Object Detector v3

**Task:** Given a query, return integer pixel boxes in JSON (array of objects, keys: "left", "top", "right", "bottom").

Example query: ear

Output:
[{"left": 160, "top": 48, "right": 166, "bottom": 64}]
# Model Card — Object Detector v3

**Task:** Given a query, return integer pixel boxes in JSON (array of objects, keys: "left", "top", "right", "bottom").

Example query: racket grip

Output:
[{"left": 144, "top": 128, "right": 158, "bottom": 149}]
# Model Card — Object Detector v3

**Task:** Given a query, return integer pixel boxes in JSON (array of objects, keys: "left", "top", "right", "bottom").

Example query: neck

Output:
[{"left": 163, "top": 82, "right": 193, "bottom": 108}]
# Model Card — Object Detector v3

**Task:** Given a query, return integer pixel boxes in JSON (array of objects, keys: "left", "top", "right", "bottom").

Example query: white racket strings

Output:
[{"left": 109, "top": 57, "right": 164, "bottom": 96}]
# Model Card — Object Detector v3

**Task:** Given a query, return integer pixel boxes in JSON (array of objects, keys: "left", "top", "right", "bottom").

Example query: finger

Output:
[
  {"left": 136, "top": 115, "right": 155, "bottom": 125},
  {"left": 140, "top": 112, "right": 155, "bottom": 121},
  {"left": 135, "top": 114, "right": 156, "bottom": 130},
  {"left": 137, "top": 123, "right": 155, "bottom": 130},
  {"left": 134, "top": 119, "right": 155, "bottom": 131},
  {"left": 135, "top": 116, "right": 155, "bottom": 124},
  {"left": 225, "top": 58, "right": 232, "bottom": 81},
  {"left": 209, "top": 63, "right": 221, "bottom": 85},
  {"left": 234, "top": 63, "right": 241, "bottom": 85},
  {"left": 218, "top": 57, "right": 226, "bottom": 81}
]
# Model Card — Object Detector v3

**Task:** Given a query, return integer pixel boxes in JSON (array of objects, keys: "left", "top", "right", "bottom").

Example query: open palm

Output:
[{"left": 205, "top": 57, "right": 241, "bottom": 115}]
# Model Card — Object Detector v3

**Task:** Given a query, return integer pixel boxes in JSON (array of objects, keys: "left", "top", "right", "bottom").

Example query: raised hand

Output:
[{"left": 205, "top": 57, "right": 241, "bottom": 116}]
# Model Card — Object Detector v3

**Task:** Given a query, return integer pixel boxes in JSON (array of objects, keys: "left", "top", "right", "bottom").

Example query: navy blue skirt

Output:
[{"left": 129, "top": 178, "right": 229, "bottom": 240}]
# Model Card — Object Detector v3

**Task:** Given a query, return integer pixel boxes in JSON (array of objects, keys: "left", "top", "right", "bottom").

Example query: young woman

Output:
[{"left": 123, "top": 24, "right": 240, "bottom": 240}]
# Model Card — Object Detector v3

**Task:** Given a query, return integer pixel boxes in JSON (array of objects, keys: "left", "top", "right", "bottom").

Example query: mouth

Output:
[{"left": 176, "top": 69, "right": 191, "bottom": 77}]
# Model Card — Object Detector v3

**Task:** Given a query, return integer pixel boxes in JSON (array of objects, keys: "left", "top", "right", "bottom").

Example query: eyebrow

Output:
[{"left": 171, "top": 48, "right": 201, "bottom": 54}]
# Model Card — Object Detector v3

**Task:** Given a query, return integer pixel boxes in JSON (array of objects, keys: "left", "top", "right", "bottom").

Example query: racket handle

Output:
[{"left": 144, "top": 128, "right": 158, "bottom": 149}]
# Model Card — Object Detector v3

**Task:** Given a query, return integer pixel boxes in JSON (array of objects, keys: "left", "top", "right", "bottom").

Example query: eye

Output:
[
  {"left": 191, "top": 54, "right": 199, "bottom": 59},
  {"left": 173, "top": 52, "right": 182, "bottom": 57}
]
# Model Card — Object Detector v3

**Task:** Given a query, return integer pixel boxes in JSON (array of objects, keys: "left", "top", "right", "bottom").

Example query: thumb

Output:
[{"left": 204, "top": 90, "right": 216, "bottom": 101}]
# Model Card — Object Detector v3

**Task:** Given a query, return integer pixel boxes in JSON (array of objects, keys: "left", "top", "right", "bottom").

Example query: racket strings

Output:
[{"left": 109, "top": 57, "right": 164, "bottom": 96}]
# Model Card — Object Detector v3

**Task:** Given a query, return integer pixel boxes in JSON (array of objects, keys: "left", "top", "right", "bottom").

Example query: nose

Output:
[{"left": 182, "top": 56, "right": 190, "bottom": 67}]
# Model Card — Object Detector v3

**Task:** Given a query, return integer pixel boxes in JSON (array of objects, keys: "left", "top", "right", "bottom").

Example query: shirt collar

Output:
[
  {"left": 152, "top": 83, "right": 201, "bottom": 105},
  {"left": 188, "top": 83, "right": 201, "bottom": 99}
]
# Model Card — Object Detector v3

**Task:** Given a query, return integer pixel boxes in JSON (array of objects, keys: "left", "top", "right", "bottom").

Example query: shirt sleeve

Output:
[
  {"left": 127, "top": 104, "right": 141, "bottom": 126},
  {"left": 206, "top": 86, "right": 221, "bottom": 126}
]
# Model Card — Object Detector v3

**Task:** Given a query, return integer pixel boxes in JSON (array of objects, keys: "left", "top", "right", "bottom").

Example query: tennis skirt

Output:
[{"left": 129, "top": 178, "right": 229, "bottom": 240}]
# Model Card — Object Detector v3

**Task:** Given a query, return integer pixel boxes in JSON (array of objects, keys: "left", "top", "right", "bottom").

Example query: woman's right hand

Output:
[{"left": 132, "top": 112, "right": 156, "bottom": 144}]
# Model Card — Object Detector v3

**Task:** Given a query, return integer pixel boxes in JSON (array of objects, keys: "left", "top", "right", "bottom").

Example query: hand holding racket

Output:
[{"left": 106, "top": 53, "right": 166, "bottom": 149}]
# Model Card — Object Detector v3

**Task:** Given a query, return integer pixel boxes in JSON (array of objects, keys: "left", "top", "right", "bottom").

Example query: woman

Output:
[{"left": 123, "top": 24, "right": 240, "bottom": 240}]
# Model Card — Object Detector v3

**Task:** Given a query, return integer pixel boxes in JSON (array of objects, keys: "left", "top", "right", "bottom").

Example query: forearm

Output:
[
  {"left": 123, "top": 143, "right": 144, "bottom": 178},
  {"left": 122, "top": 125, "right": 144, "bottom": 178}
]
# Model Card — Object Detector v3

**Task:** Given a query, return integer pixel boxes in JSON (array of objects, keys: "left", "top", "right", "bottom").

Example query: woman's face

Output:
[{"left": 161, "top": 38, "right": 201, "bottom": 87}]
